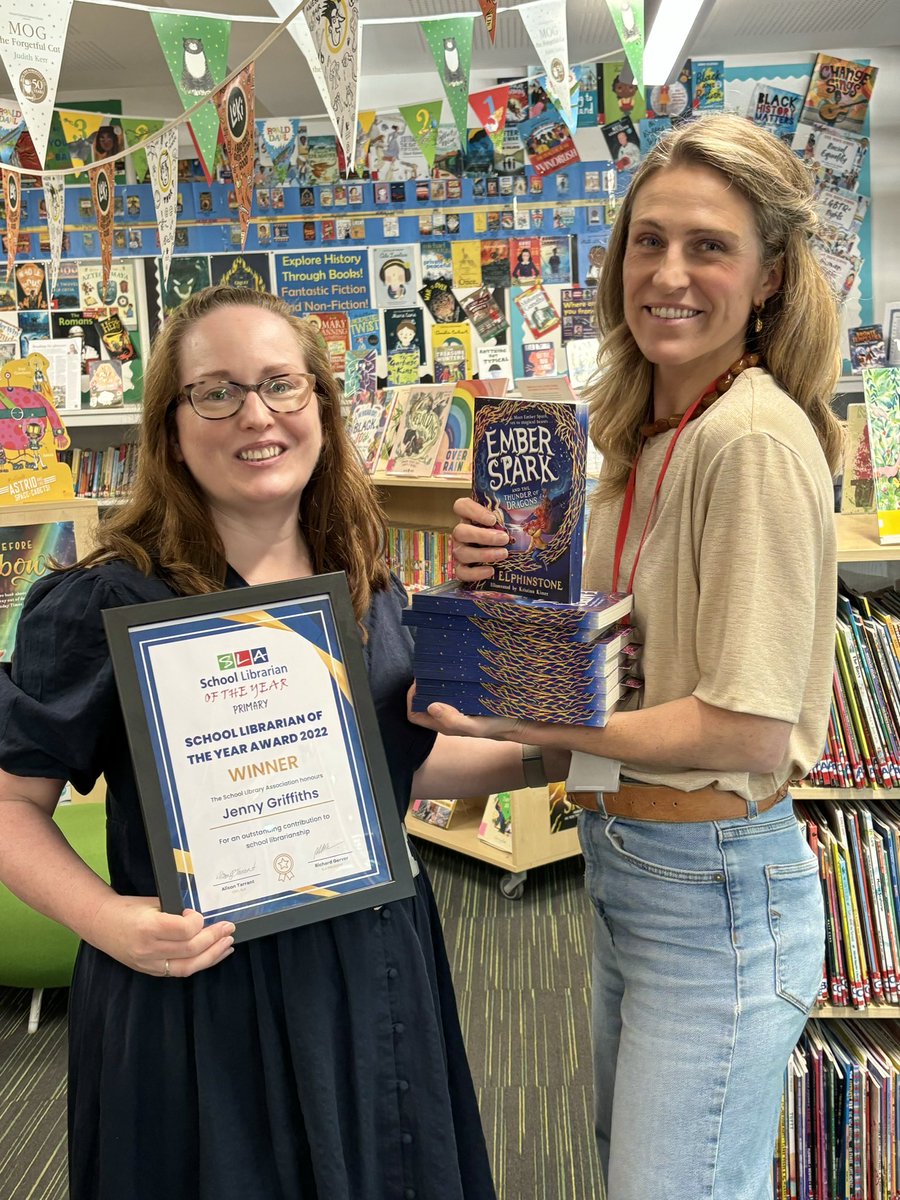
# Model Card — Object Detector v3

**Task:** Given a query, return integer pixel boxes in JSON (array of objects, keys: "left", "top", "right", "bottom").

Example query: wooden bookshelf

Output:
[
  {"left": 791, "top": 784, "right": 897, "bottom": 800},
  {"left": 835, "top": 512, "right": 900, "bottom": 562},
  {"left": 815, "top": 1003, "right": 900, "bottom": 1019}
]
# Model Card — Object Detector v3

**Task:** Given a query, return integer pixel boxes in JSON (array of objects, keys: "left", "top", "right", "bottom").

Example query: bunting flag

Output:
[
  {"left": 0, "top": 105, "right": 27, "bottom": 166},
  {"left": 353, "top": 109, "right": 377, "bottom": 174},
  {"left": 145, "top": 127, "right": 180, "bottom": 285},
  {"left": 214, "top": 64, "right": 255, "bottom": 250},
  {"left": 422, "top": 17, "right": 475, "bottom": 142},
  {"left": 88, "top": 162, "right": 114, "bottom": 291},
  {"left": 469, "top": 85, "right": 509, "bottom": 152},
  {"left": 397, "top": 100, "right": 443, "bottom": 171},
  {"left": 302, "top": 0, "right": 361, "bottom": 167},
  {"left": 0, "top": 0, "right": 74, "bottom": 166},
  {"left": 269, "top": 0, "right": 338, "bottom": 153},
  {"left": 43, "top": 175, "right": 66, "bottom": 295},
  {"left": 2, "top": 169, "right": 21, "bottom": 281},
  {"left": 604, "top": 0, "right": 644, "bottom": 89},
  {"left": 520, "top": 1, "right": 572, "bottom": 123},
  {"left": 58, "top": 109, "right": 103, "bottom": 171},
  {"left": 121, "top": 117, "right": 165, "bottom": 184},
  {"left": 478, "top": 0, "right": 497, "bottom": 43},
  {"left": 150, "top": 12, "right": 231, "bottom": 182}
]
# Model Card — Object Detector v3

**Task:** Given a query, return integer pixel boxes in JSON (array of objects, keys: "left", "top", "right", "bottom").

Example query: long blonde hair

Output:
[
  {"left": 74, "top": 286, "right": 389, "bottom": 622},
  {"left": 586, "top": 112, "right": 843, "bottom": 499}
]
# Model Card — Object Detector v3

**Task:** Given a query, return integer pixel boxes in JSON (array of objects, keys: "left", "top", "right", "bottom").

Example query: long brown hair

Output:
[
  {"left": 586, "top": 113, "right": 844, "bottom": 500},
  {"left": 75, "top": 286, "right": 389, "bottom": 621}
]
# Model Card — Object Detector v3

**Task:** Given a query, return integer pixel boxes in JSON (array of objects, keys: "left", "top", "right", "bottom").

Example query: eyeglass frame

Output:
[{"left": 176, "top": 372, "right": 318, "bottom": 420}]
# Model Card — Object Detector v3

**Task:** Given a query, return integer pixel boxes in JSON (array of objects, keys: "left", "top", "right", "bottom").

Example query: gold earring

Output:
[{"left": 753, "top": 301, "right": 765, "bottom": 334}]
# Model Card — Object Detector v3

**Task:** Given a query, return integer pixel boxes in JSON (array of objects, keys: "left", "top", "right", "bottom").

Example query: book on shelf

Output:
[
  {"left": 345, "top": 388, "right": 396, "bottom": 473},
  {"left": 799, "top": 53, "right": 878, "bottom": 136},
  {"left": 408, "top": 797, "right": 458, "bottom": 830},
  {"left": 384, "top": 383, "right": 455, "bottom": 476},
  {"left": 477, "top": 792, "right": 512, "bottom": 853},
  {"left": 848, "top": 325, "right": 885, "bottom": 373},
  {"left": 840, "top": 403, "right": 875, "bottom": 515},
  {"left": 471, "top": 391, "right": 588, "bottom": 603},
  {"left": 862, "top": 367, "right": 900, "bottom": 544}
]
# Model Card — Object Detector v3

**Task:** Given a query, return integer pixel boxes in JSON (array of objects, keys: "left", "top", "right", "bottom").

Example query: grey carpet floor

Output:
[{"left": 0, "top": 841, "right": 602, "bottom": 1200}]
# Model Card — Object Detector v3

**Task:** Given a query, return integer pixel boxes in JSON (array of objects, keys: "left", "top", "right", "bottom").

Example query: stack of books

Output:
[{"left": 403, "top": 583, "right": 635, "bottom": 726}]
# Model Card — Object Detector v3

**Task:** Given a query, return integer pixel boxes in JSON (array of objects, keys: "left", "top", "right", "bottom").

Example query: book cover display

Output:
[
  {"left": 471, "top": 394, "right": 588, "bottom": 604},
  {"left": 862, "top": 367, "right": 900, "bottom": 543},
  {"left": 385, "top": 383, "right": 455, "bottom": 476}
]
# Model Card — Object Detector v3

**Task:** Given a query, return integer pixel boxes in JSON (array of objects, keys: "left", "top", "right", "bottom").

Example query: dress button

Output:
[
  {"left": 381, "top": 907, "right": 392, "bottom": 920},
  {"left": 401, "top": 1132, "right": 413, "bottom": 1145},
  {"left": 397, "top": 1079, "right": 409, "bottom": 1092},
  {"left": 393, "top": 1022, "right": 405, "bottom": 1035},
  {"left": 387, "top": 967, "right": 399, "bottom": 980}
]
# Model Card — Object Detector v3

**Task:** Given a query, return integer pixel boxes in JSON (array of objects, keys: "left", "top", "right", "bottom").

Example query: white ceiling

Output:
[{"left": 37, "top": 0, "right": 900, "bottom": 121}]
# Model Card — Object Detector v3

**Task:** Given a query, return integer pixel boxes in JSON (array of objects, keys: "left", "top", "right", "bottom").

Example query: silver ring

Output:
[{"left": 164, "top": 959, "right": 171, "bottom": 978}]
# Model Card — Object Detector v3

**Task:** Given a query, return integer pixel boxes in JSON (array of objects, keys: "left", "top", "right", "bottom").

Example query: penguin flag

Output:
[
  {"left": 150, "top": 13, "right": 231, "bottom": 183},
  {"left": 478, "top": 1, "right": 498, "bottom": 43},
  {"left": 145, "top": 126, "right": 180, "bottom": 286},
  {"left": 0, "top": 0, "right": 74, "bottom": 167},
  {"left": 301, "top": 0, "right": 361, "bottom": 168},
  {"left": 519, "top": 0, "right": 572, "bottom": 124},
  {"left": 214, "top": 64, "right": 256, "bottom": 251},
  {"left": 43, "top": 175, "right": 66, "bottom": 295},
  {"left": 1, "top": 169, "right": 21, "bottom": 282},
  {"left": 421, "top": 16, "right": 475, "bottom": 143},
  {"left": 88, "top": 162, "right": 114, "bottom": 291}
]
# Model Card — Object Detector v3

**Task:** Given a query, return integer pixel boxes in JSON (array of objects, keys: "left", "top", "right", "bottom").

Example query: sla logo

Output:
[{"left": 217, "top": 647, "right": 269, "bottom": 670}]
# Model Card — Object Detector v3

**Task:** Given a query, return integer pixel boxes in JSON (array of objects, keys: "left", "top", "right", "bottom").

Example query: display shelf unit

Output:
[
  {"left": 814, "top": 1003, "right": 898, "bottom": 1020},
  {"left": 63, "top": 406, "right": 143, "bottom": 428}
]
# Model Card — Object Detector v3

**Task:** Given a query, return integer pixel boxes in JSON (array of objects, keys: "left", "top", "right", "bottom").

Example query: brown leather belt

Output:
[{"left": 566, "top": 781, "right": 791, "bottom": 822}]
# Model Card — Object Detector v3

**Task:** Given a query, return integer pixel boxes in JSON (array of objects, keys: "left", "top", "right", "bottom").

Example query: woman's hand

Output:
[
  {"left": 451, "top": 496, "right": 511, "bottom": 583},
  {"left": 87, "top": 893, "right": 235, "bottom": 978}
]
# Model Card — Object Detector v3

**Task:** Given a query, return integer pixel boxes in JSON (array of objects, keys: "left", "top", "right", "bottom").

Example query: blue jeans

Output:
[{"left": 578, "top": 798, "right": 824, "bottom": 1200}]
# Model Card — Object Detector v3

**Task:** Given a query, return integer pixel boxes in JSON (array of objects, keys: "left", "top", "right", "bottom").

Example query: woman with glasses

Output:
[{"left": 0, "top": 287, "right": 539, "bottom": 1200}]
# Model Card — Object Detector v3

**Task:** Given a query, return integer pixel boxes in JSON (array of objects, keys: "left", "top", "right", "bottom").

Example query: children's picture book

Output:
[
  {"left": 381, "top": 306, "right": 423, "bottom": 361},
  {"left": 432, "top": 323, "right": 472, "bottom": 384},
  {"left": 349, "top": 309, "right": 381, "bottom": 355},
  {"left": 478, "top": 792, "right": 512, "bottom": 853},
  {"left": 565, "top": 337, "right": 601, "bottom": 393},
  {"left": 460, "top": 286, "right": 508, "bottom": 343},
  {"left": 451, "top": 241, "right": 483, "bottom": 289},
  {"left": 307, "top": 311, "right": 350, "bottom": 376},
  {"left": 345, "top": 389, "right": 396, "bottom": 473},
  {"left": 560, "top": 287, "right": 597, "bottom": 343},
  {"left": 87, "top": 359, "right": 123, "bottom": 408},
  {"left": 800, "top": 54, "right": 878, "bottom": 135},
  {"left": 862, "top": 367, "right": 900, "bottom": 543},
  {"left": 343, "top": 350, "right": 377, "bottom": 399},
  {"left": 510, "top": 237, "right": 542, "bottom": 284},
  {"left": 419, "top": 279, "right": 464, "bottom": 324},
  {"left": 433, "top": 377, "right": 508, "bottom": 477},
  {"left": 540, "top": 237, "right": 572, "bottom": 285},
  {"left": 477, "top": 344, "right": 514, "bottom": 385},
  {"left": 515, "top": 285, "right": 560, "bottom": 338},
  {"left": 471, "top": 393, "right": 589, "bottom": 602},
  {"left": 639, "top": 117, "right": 671, "bottom": 156},
  {"left": 386, "top": 384, "right": 455, "bottom": 476},
  {"left": 848, "top": 325, "right": 886, "bottom": 373},
  {"left": 602, "top": 115, "right": 641, "bottom": 172},
  {"left": 372, "top": 244, "right": 419, "bottom": 308},
  {"left": 518, "top": 100, "right": 580, "bottom": 178},
  {"left": 840, "top": 403, "right": 875, "bottom": 515},
  {"left": 691, "top": 60, "right": 725, "bottom": 110},
  {"left": 387, "top": 348, "right": 420, "bottom": 387},
  {"left": 599, "top": 60, "right": 646, "bottom": 125},
  {"left": 409, "top": 797, "right": 458, "bottom": 830},
  {"left": 420, "top": 239, "right": 453, "bottom": 282},
  {"left": 746, "top": 87, "right": 803, "bottom": 143},
  {"left": 480, "top": 240, "right": 512, "bottom": 289},
  {"left": 522, "top": 342, "right": 557, "bottom": 377},
  {"left": 797, "top": 124, "right": 869, "bottom": 192}
]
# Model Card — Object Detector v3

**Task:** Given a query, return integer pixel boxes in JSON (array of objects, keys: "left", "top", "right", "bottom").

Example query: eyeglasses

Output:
[{"left": 178, "top": 373, "right": 317, "bottom": 420}]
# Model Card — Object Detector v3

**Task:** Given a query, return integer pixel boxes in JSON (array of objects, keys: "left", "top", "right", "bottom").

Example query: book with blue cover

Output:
[
  {"left": 408, "top": 583, "right": 631, "bottom": 626},
  {"left": 412, "top": 678, "right": 625, "bottom": 726},
  {"left": 470, "top": 396, "right": 589, "bottom": 604}
]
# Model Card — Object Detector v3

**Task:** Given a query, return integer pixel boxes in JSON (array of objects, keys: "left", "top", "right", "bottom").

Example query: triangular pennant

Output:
[
  {"left": 604, "top": 0, "right": 644, "bottom": 89},
  {"left": 88, "top": 162, "right": 115, "bottom": 291},
  {"left": 214, "top": 64, "right": 255, "bottom": 251},
  {"left": 0, "top": 0, "right": 74, "bottom": 166},
  {"left": 43, "top": 176, "right": 66, "bottom": 295},
  {"left": 397, "top": 100, "right": 443, "bottom": 171},
  {"left": 150, "top": 12, "right": 231, "bottom": 182},
  {"left": 478, "top": 0, "right": 497, "bottom": 43},
  {"left": 353, "top": 109, "right": 377, "bottom": 173},
  {"left": 121, "top": 117, "right": 165, "bottom": 184},
  {"left": 58, "top": 109, "right": 103, "bottom": 170},
  {"left": 520, "top": 1, "right": 572, "bottom": 122},
  {"left": 469, "top": 86, "right": 509, "bottom": 142},
  {"left": 0, "top": 105, "right": 27, "bottom": 166},
  {"left": 2, "top": 169, "right": 21, "bottom": 281},
  {"left": 268, "top": 0, "right": 340, "bottom": 153},
  {"left": 145, "top": 127, "right": 180, "bottom": 286},
  {"left": 302, "top": 0, "right": 361, "bottom": 167},
  {"left": 421, "top": 17, "right": 475, "bottom": 142}
]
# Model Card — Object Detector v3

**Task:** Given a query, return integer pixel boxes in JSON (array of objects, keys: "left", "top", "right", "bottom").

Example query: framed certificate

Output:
[{"left": 103, "top": 573, "right": 415, "bottom": 941}]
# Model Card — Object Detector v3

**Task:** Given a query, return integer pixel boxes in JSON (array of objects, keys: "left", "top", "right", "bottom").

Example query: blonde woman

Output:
[{"left": 422, "top": 114, "right": 842, "bottom": 1198}]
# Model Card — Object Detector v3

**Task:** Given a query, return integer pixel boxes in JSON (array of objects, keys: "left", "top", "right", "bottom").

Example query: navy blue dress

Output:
[{"left": 0, "top": 562, "right": 495, "bottom": 1200}]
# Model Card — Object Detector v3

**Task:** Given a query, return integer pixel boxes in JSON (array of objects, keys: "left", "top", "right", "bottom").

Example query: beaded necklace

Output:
[{"left": 639, "top": 352, "right": 763, "bottom": 438}]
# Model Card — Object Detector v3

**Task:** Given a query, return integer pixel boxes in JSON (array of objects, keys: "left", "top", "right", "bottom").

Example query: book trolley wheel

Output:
[{"left": 499, "top": 871, "right": 527, "bottom": 901}]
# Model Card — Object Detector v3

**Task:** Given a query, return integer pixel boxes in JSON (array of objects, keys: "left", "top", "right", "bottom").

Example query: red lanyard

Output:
[{"left": 611, "top": 389, "right": 710, "bottom": 594}]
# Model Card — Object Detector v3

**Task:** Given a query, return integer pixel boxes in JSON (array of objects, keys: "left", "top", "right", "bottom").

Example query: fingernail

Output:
[{"left": 225, "top": 936, "right": 235, "bottom": 948}]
